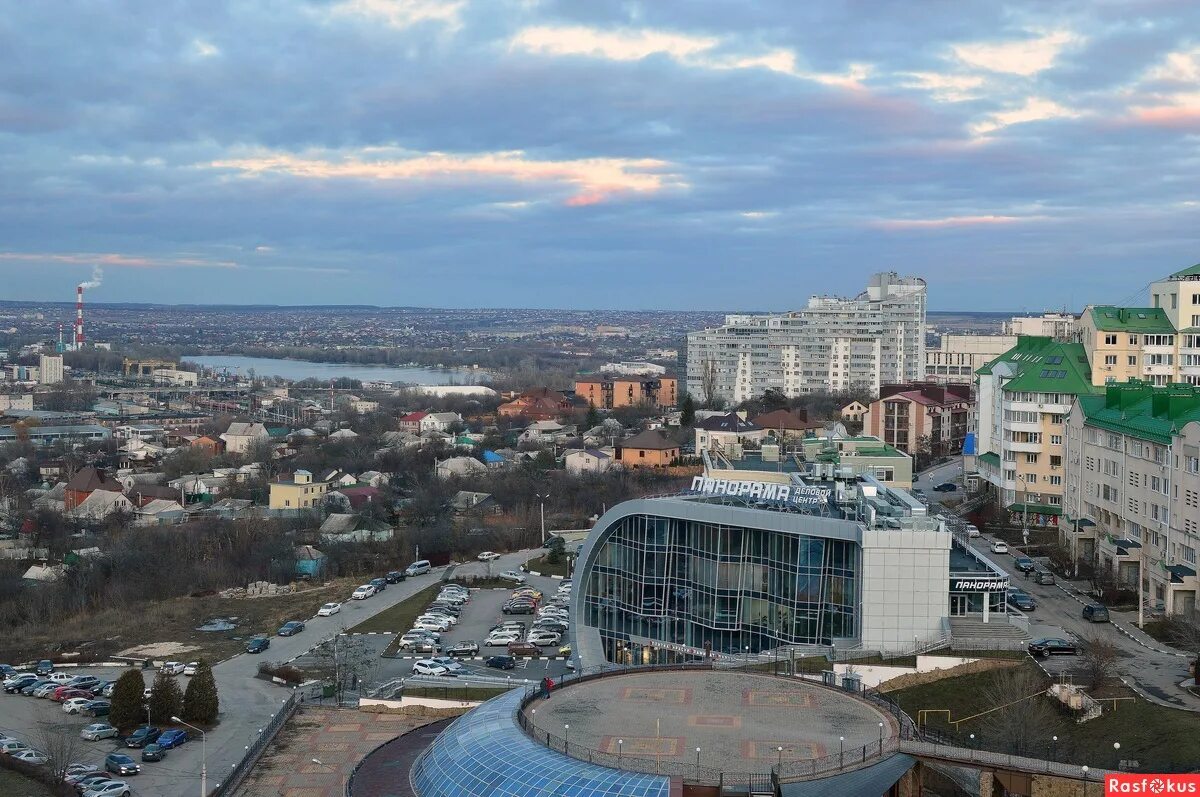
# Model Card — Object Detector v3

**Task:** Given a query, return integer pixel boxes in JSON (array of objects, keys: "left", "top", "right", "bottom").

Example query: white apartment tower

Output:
[{"left": 686, "top": 272, "right": 927, "bottom": 404}]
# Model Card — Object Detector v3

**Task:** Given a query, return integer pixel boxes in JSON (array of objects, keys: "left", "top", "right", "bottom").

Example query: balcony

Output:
[{"left": 1004, "top": 440, "right": 1043, "bottom": 453}]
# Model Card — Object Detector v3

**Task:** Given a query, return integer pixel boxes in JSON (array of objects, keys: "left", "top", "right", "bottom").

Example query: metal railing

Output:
[
  {"left": 898, "top": 740, "right": 1111, "bottom": 781},
  {"left": 212, "top": 691, "right": 300, "bottom": 796}
]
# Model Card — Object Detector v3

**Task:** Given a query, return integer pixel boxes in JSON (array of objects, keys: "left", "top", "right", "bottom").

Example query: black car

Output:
[
  {"left": 1028, "top": 638, "right": 1077, "bottom": 657},
  {"left": 125, "top": 726, "right": 161, "bottom": 748},
  {"left": 446, "top": 641, "right": 480, "bottom": 657},
  {"left": 4, "top": 674, "right": 38, "bottom": 693},
  {"left": 105, "top": 752, "right": 141, "bottom": 775},
  {"left": 35, "top": 659, "right": 54, "bottom": 675},
  {"left": 277, "top": 621, "right": 305, "bottom": 636},
  {"left": 369, "top": 577, "right": 388, "bottom": 592},
  {"left": 141, "top": 743, "right": 167, "bottom": 762},
  {"left": 246, "top": 637, "right": 270, "bottom": 654},
  {"left": 1006, "top": 591, "right": 1037, "bottom": 611},
  {"left": 1083, "top": 603, "right": 1110, "bottom": 623},
  {"left": 486, "top": 655, "right": 516, "bottom": 670},
  {"left": 502, "top": 602, "right": 536, "bottom": 615},
  {"left": 384, "top": 570, "right": 407, "bottom": 583},
  {"left": 0, "top": 664, "right": 16, "bottom": 679},
  {"left": 21, "top": 679, "right": 53, "bottom": 695},
  {"left": 933, "top": 482, "right": 958, "bottom": 492},
  {"left": 1014, "top": 556, "right": 1036, "bottom": 573}
]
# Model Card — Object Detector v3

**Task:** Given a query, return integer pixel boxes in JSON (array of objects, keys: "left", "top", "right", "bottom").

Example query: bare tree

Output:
[
  {"left": 976, "top": 666, "right": 1055, "bottom": 757},
  {"left": 1079, "top": 636, "right": 1120, "bottom": 691},
  {"left": 35, "top": 721, "right": 81, "bottom": 785},
  {"left": 699, "top": 358, "right": 721, "bottom": 409},
  {"left": 308, "top": 635, "right": 380, "bottom": 703}
]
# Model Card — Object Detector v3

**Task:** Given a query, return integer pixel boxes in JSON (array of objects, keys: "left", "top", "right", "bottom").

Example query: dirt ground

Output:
[
  {"left": 1, "top": 576, "right": 363, "bottom": 665},
  {"left": 0, "top": 769, "right": 54, "bottom": 797}
]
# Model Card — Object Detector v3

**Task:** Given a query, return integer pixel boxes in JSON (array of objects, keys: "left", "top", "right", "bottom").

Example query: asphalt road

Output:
[{"left": 914, "top": 459, "right": 965, "bottom": 502}]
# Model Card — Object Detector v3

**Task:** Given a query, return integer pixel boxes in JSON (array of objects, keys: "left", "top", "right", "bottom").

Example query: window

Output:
[
  {"left": 1025, "top": 453, "right": 1039, "bottom": 464},
  {"left": 1104, "top": 334, "right": 1117, "bottom": 345},
  {"left": 1105, "top": 355, "right": 1117, "bottom": 365},
  {"left": 1128, "top": 356, "right": 1137, "bottom": 367},
  {"left": 1050, "top": 454, "right": 1063, "bottom": 467},
  {"left": 1050, "top": 435, "right": 1063, "bottom": 446},
  {"left": 1049, "top": 475, "right": 1062, "bottom": 486},
  {"left": 1129, "top": 335, "right": 1139, "bottom": 345}
]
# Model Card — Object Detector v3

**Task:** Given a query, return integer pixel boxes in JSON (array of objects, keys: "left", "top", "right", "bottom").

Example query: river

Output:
[{"left": 187, "top": 355, "right": 486, "bottom": 385}]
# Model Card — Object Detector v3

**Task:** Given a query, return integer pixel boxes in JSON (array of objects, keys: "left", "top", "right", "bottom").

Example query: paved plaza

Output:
[{"left": 524, "top": 670, "right": 897, "bottom": 772}]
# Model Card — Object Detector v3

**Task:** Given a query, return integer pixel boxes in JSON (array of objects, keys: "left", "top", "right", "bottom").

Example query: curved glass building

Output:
[{"left": 410, "top": 687, "right": 670, "bottom": 797}]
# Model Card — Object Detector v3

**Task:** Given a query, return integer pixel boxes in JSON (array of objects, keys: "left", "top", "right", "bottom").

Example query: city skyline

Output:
[{"left": 2, "top": 1, "right": 1198, "bottom": 309}]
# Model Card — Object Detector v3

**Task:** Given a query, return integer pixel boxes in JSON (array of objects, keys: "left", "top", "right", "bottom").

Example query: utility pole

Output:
[{"left": 536, "top": 493, "right": 550, "bottom": 546}]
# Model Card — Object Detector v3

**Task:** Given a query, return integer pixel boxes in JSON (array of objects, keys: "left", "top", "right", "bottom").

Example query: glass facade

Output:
[{"left": 582, "top": 513, "right": 860, "bottom": 663}]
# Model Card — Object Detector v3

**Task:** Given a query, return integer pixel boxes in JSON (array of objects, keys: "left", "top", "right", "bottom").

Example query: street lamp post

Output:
[
  {"left": 695, "top": 747, "right": 701, "bottom": 768},
  {"left": 1114, "top": 741, "right": 1121, "bottom": 769},
  {"left": 171, "top": 717, "right": 206, "bottom": 797},
  {"left": 1052, "top": 735, "right": 1058, "bottom": 761},
  {"left": 777, "top": 746, "right": 783, "bottom": 769},
  {"left": 617, "top": 739, "right": 623, "bottom": 763},
  {"left": 878, "top": 722, "right": 884, "bottom": 752},
  {"left": 536, "top": 494, "right": 550, "bottom": 545},
  {"left": 564, "top": 723, "right": 570, "bottom": 754},
  {"left": 312, "top": 757, "right": 347, "bottom": 795},
  {"left": 839, "top": 736, "right": 844, "bottom": 768},
  {"left": 1081, "top": 765, "right": 1089, "bottom": 797}
]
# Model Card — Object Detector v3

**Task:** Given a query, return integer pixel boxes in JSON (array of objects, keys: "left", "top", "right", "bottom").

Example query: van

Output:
[
  {"left": 405, "top": 560, "right": 432, "bottom": 576},
  {"left": 1082, "top": 603, "right": 1110, "bottom": 623},
  {"left": 1034, "top": 570, "right": 1055, "bottom": 585}
]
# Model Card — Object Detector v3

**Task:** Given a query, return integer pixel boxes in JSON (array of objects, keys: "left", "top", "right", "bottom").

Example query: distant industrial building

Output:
[
  {"left": 686, "top": 272, "right": 926, "bottom": 404},
  {"left": 1003, "top": 312, "right": 1078, "bottom": 339}
]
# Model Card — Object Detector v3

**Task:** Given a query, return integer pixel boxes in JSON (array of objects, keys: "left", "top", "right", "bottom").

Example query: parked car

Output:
[
  {"left": 502, "top": 602, "right": 536, "bottom": 616},
  {"left": 1028, "top": 638, "right": 1078, "bottom": 657},
  {"left": 485, "top": 655, "right": 516, "bottom": 670},
  {"left": 526, "top": 631, "right": 561, "bottom": 647},
  {"left": 507, "top": 641, "right": 541, "bottom": 657},
  {"left": 141, "top": 743, "right": 167, "bottom": 762},
  {"left": 101, "top": 683, "right": 115, "bottom": 698},
  {"left": 1006, "top": 590, "right": 1037, "bottom": 611},
  {"left": 4, "top": 674, "right": 38, "bottom": 693},
  {"left": 990, "top": 541, "right": 1009, "bottom": 554},
  {"left": 13, "top": 749, "right": 49, "bottom": 765},
  {"left": 410, "top": 639, "right": 439, "bottom": 655},
  {"left": 84, "top": 781, "right": 132, "bottom": 797},
  {"left": 558, "top": 644, "right": 572, "bottom": 657},
  {"left": 0, "top": 664, "right": 15, "bottom": 679},
  {"left": 73, "top": 773, "right": 113, "bottom": 793},
  {"left": 156, "top": 729, "right": 188, "bottom": 749},
  {"left": 477, "top": 551, "right": 501, "bottom": 561},
  {"left": 35, "top": 659, "right": 54, "bottom": 675},
  {"left": 85, "top": 699, "right": 111, "bottom": 717},
  {"left": 81, "top": 723, "right": 119, "bottom": 741},
  {"left": 245, "top": 637, "right": 270, "bottom": 654},
  {"left": 511, "top": 588, "right": 542, "bottom": 600},
  {"left": 933, "top": 482, "right": 958, "bottom": 492},
  {"left": 317, "top": 602, "right": 341, "bottom": 616},
  {"left": 64, "top": 697, "right": 93, "bottom": 714},
  {"left": 47, "top": 671, "right": 74, "bottom": 684},
  {"left": 124, "top": 727, "right": 161, "bottom": 749},
  {"left": 485, "top": 632, "right": 521, "bottom": 647},
  {"left": 429, "top": 656, "right": 464, "bottom": 672},
  {"left": 445, "top": 641, "right": 480, "bottom": 657},
  {"left": 1013, "top": 556, "right": 1036, "bottom": 573},
  {"left": 398, "top": 632, "right": 439, "bottom": 649},
  {"left": 498, "top": 570, "right": 527, "bottom": 584},
  {"left": 534, "top": 621, "right": 569, "bottom": 634},
  {"left": 183, "top": 662, "right": 199, "bottom": 676},
  {"left": 1083, "top": 603, "right": 1110, "bottom": 623},
  {"left": 64, "top": 764, "right": 102, "bottom": 783},
  {"left": 0, "top": 739, "right": 29, "bottom": 755},
  {"left": 351, "top": 585, "right": 376, "bottom": 600},
  {"left": 404, "top": 560, "right": 432, "bottom": 576},
  {"left": 412, "top": 660, "right": 453, "bottom": 677},
  {"left": 25, "top": 680, "right": 56, "bottom": 696},
  {"left": 277, "top": 620, "right": 306, "bottom": 636},
  {"left": 1033, "top": 569, "right": 1056, "bottom": 585},
  {"left": 412, "top": 618, "right": 451, "bottom": 632},
  {"left": 384, "top": 570, "right": 406, "bottom": 583},
  {"left": 369, "top": 577, "right": 388, "bottom": 592},
  {"left": 105, "top": 752, "right": 141, "bottom": 775},
  {"left": 69, "top": 675, "right": 101, "bottom": 690},
  {"left": 53, "top": 687, "right": 94, "bottom": 703},
  {"left": 965, "top": 525, "right": 981, "bottom": 538}
]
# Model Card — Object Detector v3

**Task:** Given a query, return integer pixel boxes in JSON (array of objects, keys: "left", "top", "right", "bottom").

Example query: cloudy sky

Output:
[{"left": 1, "top": 0, "right": 1198, "bottom": 311}]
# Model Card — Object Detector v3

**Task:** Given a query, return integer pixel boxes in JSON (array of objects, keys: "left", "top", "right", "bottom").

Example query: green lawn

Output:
[
  {"left": 0, "top": 769, "right": 54, "bottom": 797},
  {"left": 889, "top": 661, "right": 1200, "bottom": 772},
  {"left": 347, "top": 584, "right": 444, "bottom": 636},
  {"left": 524, "top": 553, "right": 570, "bottom": 577},
  {"left": 403, "top": 685, "right": 511, "bottom": 701}
]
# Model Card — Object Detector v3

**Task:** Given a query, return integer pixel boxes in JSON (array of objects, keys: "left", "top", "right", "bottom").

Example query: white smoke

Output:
[{"left": 78, "top": 266, "right": 103, "bottom": 290}]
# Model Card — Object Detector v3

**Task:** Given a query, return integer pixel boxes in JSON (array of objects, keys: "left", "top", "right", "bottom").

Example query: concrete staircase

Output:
[{"left": 949, "top": 617, "right": 1030, "bottom": 651}]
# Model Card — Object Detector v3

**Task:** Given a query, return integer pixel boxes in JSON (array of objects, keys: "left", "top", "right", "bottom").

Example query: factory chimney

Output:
[{"left": 75, "top": 285, "right": 84, "bottom": 349}]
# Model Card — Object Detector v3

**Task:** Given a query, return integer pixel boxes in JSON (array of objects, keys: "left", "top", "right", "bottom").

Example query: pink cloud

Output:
[
  {"left": 0, "top": 252, "right": 241, "bottom": 269},
  {"left": 871, "top": 214, "right": 1042, "bottom": 230}
]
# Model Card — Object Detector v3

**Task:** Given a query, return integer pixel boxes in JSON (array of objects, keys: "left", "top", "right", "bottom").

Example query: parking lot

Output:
[{"left": 1, "top": 665, "right": 193, "bottom": 797}]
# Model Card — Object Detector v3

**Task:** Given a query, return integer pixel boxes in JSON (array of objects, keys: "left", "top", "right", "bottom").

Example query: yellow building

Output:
[
  {"left": 1079, "top": 305, "right": 1176, "bottom": 387},
  {"left": 269, "top": 469, "right": 331, "bottom": 510}
]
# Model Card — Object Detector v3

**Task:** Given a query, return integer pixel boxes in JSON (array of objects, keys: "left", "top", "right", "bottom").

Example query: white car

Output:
[
  {"left": 46, "top": 672, "right": 74, "bottom": 684},
  {"left": 351, "top": 585, "right": 376, "bottom": 600},
  {"left": 412, "top": 618, "right": 451, "bottom": 632},
  {"left": 526, "top": 631, "right": 561, "bottom": 647},
  {"left": 412, "top": 660, "right": 452, "bottom": 677},
  {"left": 498, "top": 570, "right": 527, "bottom": 584},
  {"left": 485, "top": 632, "right": 521, "bottom": 647},
  {"left": 436, "top": 592, "right": 468, "bottom": 605},
  {"left": 398, "top": 632, "right": 439, "bottom": 648},
  {"left": 63, "top": 697, "right": 92, "bottom": 714},
  {"left": 0, "top": 740, "right": 28, "bottom": 755},
  {"left": 161, "top": 661, "right": 186, "bottom": 675},
  {"left": 966, "top": 525, "right": 981, "bottom": 538},
  {"left": 81, "top": 722, "right": 119, "bottom": 741},
  {"left": 990, "top": 541, "right": 1010, "bottom": 554},
  {"left": 183, "top": 662, "right": 199, "bottom": 676},
  {"left": 317, "top": 602, "right": 342, "bottom": 616},
  {"left": 477, "top": 551, "right": 501, "bottom": 562},
  {"left": 84, "top": 781, "right": 131, "bottom": 797},
  {"left": 12, "top": 749, "right": 48, "bottom": 765},
  {"left": 417, "top": 613, "right": 457, "bottom": 626},
  {"left": 429, "top": 657, "right": 464, "bottom": 672}
]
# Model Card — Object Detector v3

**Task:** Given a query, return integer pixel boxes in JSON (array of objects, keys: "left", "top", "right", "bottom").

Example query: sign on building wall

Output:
[
  {"left": 689, "top": 476, "right": 831, "bottom": 505},
  {"left": 949, "top": 576, "right": 1009, "bottom": 592}
]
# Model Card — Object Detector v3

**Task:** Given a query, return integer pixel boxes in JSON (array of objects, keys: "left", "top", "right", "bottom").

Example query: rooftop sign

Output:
[{"left": 690, "top": 476, "right": 830, "bottom": 505}]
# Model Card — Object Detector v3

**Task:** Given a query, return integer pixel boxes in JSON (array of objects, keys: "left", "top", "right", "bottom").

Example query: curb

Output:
[
  {"left": 1111, "top": 622, "right": 1190, "bottom": 659},
  {"left": 1120, "top": 676, "right": 1200, "bottom": 714}
]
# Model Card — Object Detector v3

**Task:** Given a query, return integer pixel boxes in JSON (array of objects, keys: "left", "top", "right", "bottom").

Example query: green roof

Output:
[
  {"left": 1088, "top": 306, "right": 1175, "bottom": 333},
  {"left": 1077, "top": 379, "right": 1200, "bottom": 444},
  {"left": 977, "top": 451, "right": 1001, "bottom": 469},
  {"left": 849, "top": 445, "right": 907, "bottom": 458},
  {"left": 1170, "top": 263, "right": 1200, "bottom": 278},
  {"left": 977, "top": 336, "right": 1099, "bottom": 396},
  {"left": 1007, "top": 503, "right": 1062, "bottom": 516}
]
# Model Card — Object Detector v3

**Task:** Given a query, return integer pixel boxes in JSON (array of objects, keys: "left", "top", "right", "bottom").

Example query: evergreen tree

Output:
[
  {"left": 680, "top": 395, "right": 696, "bottom": 427},
  {"left": 148, "top": 670, "right": 183, "bottom": 726},
  {"left": 182, "top": 660, "right": 220, "bottom": 725},
  {"left": 545, "top": 535, "right": 566, "bottom": 565},
  {"left": 584, "top": 405, "right": 600, "bottom": 430},
  {"left": 110, "top": 670, "right": 146, "bottom": 731}
]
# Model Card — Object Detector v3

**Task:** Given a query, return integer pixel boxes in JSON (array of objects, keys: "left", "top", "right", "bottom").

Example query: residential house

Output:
[
  {"left": 169, "top": 473, "right": 233, "bottom": 502},
  {"left": 450, "top": 491, "right": 500, "bottom": 515},
  {"left": 190, "top": 435, "right": 225, "bottom": 455},
  {"left": 694, "top": 413, "right": 766, "bottom": 454},
  {"left": 565, "top": 448, "right": 612, "bottom": 475},
  {"left": 220, "top": 422, "right": 269, "bottom": 454},
  {"left": 399, "top": 411, "right": 428, "bottom": 433},
  {"left": 268, "top": 470, "right": 331, "bottom": 510},
  {"left": 497, "top": 388, "right": 574, "bottom": 421},
  {"left": 356, "top": 470, "right": 389, "bottom": 487},
  {"left": 420, "top": 412, "right": 463, "bottom": 433},
  {"left": 614, "top": 430, "right": 679, "bottom": 468},
  {"left": 861, "top": 382, "right": 973, "bottom": 459},
  {"left": 69, "top": 489, "right": 135, "bottom": 520},
  {"left": 575, "top": 375, "right": 678, "bottom": 409},
  {"left": 134, "top": 499, "right": 186, "bottom": 525},
  {"left": 481, "top": 450, "right": 507, "bottom": 468},
  {"left": 318, "top": 514, "right": 393, "bottom": 542},
  {"left": 518, "top": 420, "right": 568, "bottom": 445},
  {"left": 326, "top": 486, "right": 381, "bottom": 512},
  {"left": 751, "top": 409, "right": 824, "bottom": 443},
  {"left": 328, "top": 427, "right": 359, "bottom": 441},
  {"left": 294, "top": 545, "right": 327, "bottom": 579},
  {"left": 435, "top": 456, "right": 488, "bottom": 479},
  {"left": 64, "top": 466, "right": 125, "bottom": 512},
  {"left": 1080, "top": 306, "right": 1177, "bottom": 387},
  {"left": 841, "top": 401, "right": 869, "bottom": 424},
  {"left": 320, "top": 470, "right": 359, "bottom": 488}
]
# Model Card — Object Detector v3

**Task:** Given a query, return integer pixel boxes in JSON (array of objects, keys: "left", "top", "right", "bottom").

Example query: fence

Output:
[{"left": 212, "top": 691, "right": 300, "bottom": 797}]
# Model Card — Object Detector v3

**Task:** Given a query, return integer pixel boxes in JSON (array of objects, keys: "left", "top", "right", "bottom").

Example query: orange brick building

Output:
[
  {"left": 575, "top": 376, "right": 678, "bottom": 410},
  {"left": 614, "top": 430, "right": 679, "bottom": 467}
]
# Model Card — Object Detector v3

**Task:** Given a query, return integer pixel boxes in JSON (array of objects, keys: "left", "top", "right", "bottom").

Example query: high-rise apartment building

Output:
[
  {"left": 925, "top": 334, "right": 1016, "bottom": 385},
  {"left": 38, "top": 354, "right": 63, "bottom": 385},
  {"left": 975, "top": 336, "right": 1100, "bottom": 522},
  {"left": 685, "top": 272, "right": 926, "bottom": 404},
  {"left": 1078, "top": 306, "right": 1176, "bottom": 387},
  {"left": 1064, "top": 379, "right": 1200, "bottom": 615},
  {"left": 1150, "top": 264, "right": 1200, "bottom": 386},
  {"left": 1003, "top": 313, "right": 1078, "bottom": 339}
]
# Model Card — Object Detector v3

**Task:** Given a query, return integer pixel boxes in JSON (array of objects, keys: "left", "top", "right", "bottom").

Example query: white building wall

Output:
[{"left": 859, "top": 528, "right": 950, "bottom": 651}]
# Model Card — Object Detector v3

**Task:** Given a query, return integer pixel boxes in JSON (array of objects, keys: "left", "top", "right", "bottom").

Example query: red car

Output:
[
  {"left": 52, "top": 686, "right": 94, "bottom": 702},
  {"left": 506, "top": 642, "right": 540, "bottom": 657}
]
